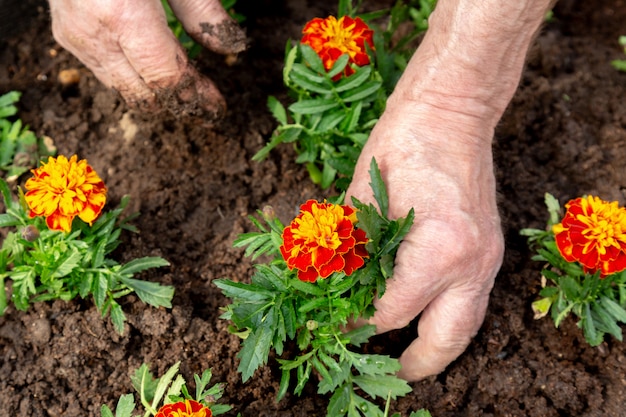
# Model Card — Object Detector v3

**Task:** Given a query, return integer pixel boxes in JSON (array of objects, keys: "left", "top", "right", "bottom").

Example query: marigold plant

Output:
[
  {"left": 215, "top": 159, "right": 415, "bottom": 417},
  {"left": 101, "top": 362, "right": 231, "bottom": 417},
  {"left": 280, "top": 200, "right": 368, "bottom": 281},
  {"left": 255, "top": 1, "right": 434, "bottom": 190},
  {"left": 522, "top": 193, "right": 626, "bottom": 346},
  {"left": 155, "top": 399, "right": 211, "bottom": 417},
  {"left": 0, "top": 155, "right": 173, "bottom": 333},
  {"left": 553, "top": 196, "right": 626, "bottom": 277},
  {"left": 301, "top": 15, "right": 374, "bottom": 79},
  {"left": 24, "top": 154, "right": 107, "bottom": 233}
]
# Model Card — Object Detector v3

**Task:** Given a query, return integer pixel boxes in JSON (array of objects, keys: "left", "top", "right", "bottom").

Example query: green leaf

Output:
[
  {"left": 327, "top": 54, "right": 350, "bottom": 79},
  {"left": 316, "top": 111, "right": 346, "bottom": 132},
  {"left": 113, "top": 394, "right": 135, "bottom": 417},
  {"left": 327, "top": 384, "right": 351, "bottom": 417},
  {"left": 591, "top": 302, "right": 622, "bottom": 341},
  {"left": 100, "top": 405, "right": 114, "bottom": 417},
  {"left": 335, "top": 66, "right": 372, "bottom": 93},
  {"left": 52, "top": 249, "right": 82, "bottom": 278},
  {"left": 340, "top": 80, "right": 382, "bottom": 102},
  {"left": 344, "top": 324, "right": 376, "bottom": 346},
  {"left": 600, "top": 296, "right": 626, "bottom": 323},
  {"left": 151, "top": 362, "right": 181, "bottom": 410},
  {"left": 353, "top": 374, "right": 412, "bottom": 400},
  {"left": 351, "top": 353, "right": 402, "bottom": 376},
  {"left": 299, "top": 44, "right": 325, "bottom": 74},
  {"left": 118, "top": 257, "right": 169, "bottom": 276},
  {"left": 368, "top": 158, "right": 388, "bottom": 217},
  {"left": 109, "top": 301, "right": 126, "bottom": 334},
  {"left": 267, "top": 96, "right": 287, "bottom": 124},
  {"left": 277, "top": 369, "right": 290, "bottom": 402},
  {"left": 290, "top": 277, "right": 325, "bottom": 296},
  {"left": 238, "top": 323, "right": 273, "bottom": 382},
  {"left": 582, "top": 303, "right": 603, "bottom": 346},
  {"left": 166, "top": 375, "right": 185, "bottom": 404},
  {"left": 289, "top": 98, "right": 340, "bottom": 115},
  {"left": 544, "top": 193, "right": 561, "bottom": 225},
  {"left": 290, "top": 71, "right": 332, "bottom": 94},
  {"left": 119, "top": 276, "right": 174, "bottom": 308},
  {"left": 214, "top": 279, "right": 274, "bottom": 301},
  {"left": 93, "top": 273, "right": 108, "bottom": 310},
  {"left": 559, "top": 276, "right": 581, "bottom": 301},
  {"left": 131, "top": 364, "right": 159, "bottom": 404}
]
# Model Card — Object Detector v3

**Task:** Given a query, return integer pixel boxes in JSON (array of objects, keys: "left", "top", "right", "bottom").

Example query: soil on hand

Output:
[{"left": 1, "top": 0, "right": 626, "bottom": 416}]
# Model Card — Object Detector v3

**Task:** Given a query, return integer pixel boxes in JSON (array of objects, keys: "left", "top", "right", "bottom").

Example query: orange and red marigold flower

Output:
[
  {"left": 155, "top": 399, "right": 212, "bottom": 417},
  {"left": 553, "top": 195, "right": 626, "bottom": 277},
  {"left": 24, "top": 155, "right": 107, "bottom": 233},
  {"left": 301, "top": 15, "right": 374, "bottom": 79},
  {"left": 280, "top": 200, "right": 368, "bottom": 282}
]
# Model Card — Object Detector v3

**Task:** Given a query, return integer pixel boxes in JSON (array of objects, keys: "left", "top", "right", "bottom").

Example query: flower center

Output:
[
  {"left": 322, "top": 18, "right": 359, "bottom": 58},
  {"left": 292, "top": 205, "right": 342, "bottom": 250},
  {"left": 579, "top": 200, "right": 626, "bottom": 255}
]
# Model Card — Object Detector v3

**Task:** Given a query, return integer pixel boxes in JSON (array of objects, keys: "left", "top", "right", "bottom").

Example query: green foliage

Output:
[
  {"left": 101, "top": 362, "right": 231, "bottom": 417},
  {"left": 215, "top": 158, "right": 414, "bottom": 417},
  {"left": 611, "top": 36, "right": 626, "bottom": 72},
  {"left": 0, "top": 91, "right": 55, "bottom": 181},
  {"left": 0, "top": 179, "right": 173, "bottom": 333},
  {"left": 256, "top": 1, "right": 435, "bottom": 191},
  {"left": 521, "top": 193, "right": 626, "bottom": 346},
  {"left": 161, "top": 0, "right": 245, "bottom": 59}
]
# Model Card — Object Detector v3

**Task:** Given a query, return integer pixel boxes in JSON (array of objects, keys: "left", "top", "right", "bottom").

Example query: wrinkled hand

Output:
[
  {"left": 48, "top": 0, "right": 246, "bottom": 118},
  {"left": 346, "top": 93, "right": 505, "bottom": 381}
]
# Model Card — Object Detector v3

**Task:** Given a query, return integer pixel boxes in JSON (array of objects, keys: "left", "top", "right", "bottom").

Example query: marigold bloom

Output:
[
  {"left": 155, "top": 399, "right": 212, "bottom": 417},
  {"left": 553, "top": 195, "right": 626, "bottom": 276},
  {"left": 301, "top": 15, "right": 374, "bottom": 79},
  {"left": 24, "top": 155, "right": 107, "bottom": 233},
  {"left": 280, "top": 200, "right": 368, "bottom": 282}
]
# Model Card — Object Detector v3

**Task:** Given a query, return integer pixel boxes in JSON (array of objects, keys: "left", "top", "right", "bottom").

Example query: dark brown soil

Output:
[{"left": 1, "top": 0, "right": 626, "bottom": 416}]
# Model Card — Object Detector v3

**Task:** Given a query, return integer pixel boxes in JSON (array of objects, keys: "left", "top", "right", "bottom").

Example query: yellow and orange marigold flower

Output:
[
  {"left": 553, "top": 195, "right": 626, "bottom": 276},
  {"left": 155, "top": 399, "right": 212, "bottom": 417},
  {"left": 301, "top": 15, "right": 374, "bottom": 79},
  {"left": 24, "top": 155, "right": 107, "bottom": 233},
  {"left": 280, "top": 200, "right": 368, "bottom": 282}
]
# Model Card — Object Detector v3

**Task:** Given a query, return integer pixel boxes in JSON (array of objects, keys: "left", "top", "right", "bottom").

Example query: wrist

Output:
[{"left": 392, "top": 0, "right": 553, "bottom": 130}]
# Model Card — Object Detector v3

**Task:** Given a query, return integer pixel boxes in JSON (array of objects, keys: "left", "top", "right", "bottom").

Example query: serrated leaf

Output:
[
  {"left": 582, "top": 303, "right": 603, "bottom": 346},
  {"left": 290, "top": 277, "right": 325, "bottom": 296},
  {"left": 288, "top": 98, "right": 340, "bottom": 115},
  {"left": 290, "top": 71, "right": 332, "bottom": 94},
  {"left": 299, "top": 44, "right": 325, "bottom": 74},
  {"left": 351, "top": 353, "right": 401, "bottom": 376},
  {"left": 119, "top": 276, "right": 174, "bottom": 308},
  {"left": 238, "top": 323, "right": 273, "bottom": 381},
  {"left": 344, "top": 324, "right": 376, "bottom": 346},
  {"left": 166, "top": 375, "right": 185, "bottom": 404},
  {"left": 544, "top": 193, "right": 561, "bottom": 225},
  {"left": 316, "top": 111, "right": 346, "bottom": 132},
  {"left": 93, "top": 273, "right": 108, "bottom": 310},
  {"left": 118, "top": 257, "right": 169, "bottom": 276},
  {"left": 327, "top": 54, "right": 350, "bottom": 79},
  {"left": 131, "top": 364, "right": 159, "bottom": 403},
  {"left": 560, "top": 276, "right": 581, "bottom": 301},
  {"left": 600, "top": 296, "right": 626, "bottom": 323},
  {"left": 100, "top": 405, "right": 114, "bottom": 417},
  {"left": 340, "top": 80, "right": 381, "bottom": 102},
  {"left": 214, "top": 279, "right": 274, "bottom": 301},
  {"left": 335, "top": 66, "right": 372, "bottom": 92},
  {"left": 267, "top": 96, "right": 287, "bottom": 124},
  {"left": 368, "top": 158, "right": 388, "bottom": 217},
  {"left": 151, "top": 362, "right": 181, "bottom": 410},
  {"left": 52, "top": 248, "right": 82, "bottom": 278},
  {"left": 591, "top": 302, "right": 622, "bottom": 341},
  {"left": 113, "top": 394, "right": 135, "bottom": 417},
  {"left": 353, "top": 374, "right": 412, "bottom": 400},
  {"left": 109, "top": 300, "right": 126, "bottom": 334}
]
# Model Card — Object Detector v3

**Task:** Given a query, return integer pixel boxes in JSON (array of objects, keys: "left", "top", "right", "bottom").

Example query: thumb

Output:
[
  {"left": 168, "top": 0, "right": 247, "bottom": 54},
  {"left": 395, "top": 284, "right": 492, "bottom": 381}
]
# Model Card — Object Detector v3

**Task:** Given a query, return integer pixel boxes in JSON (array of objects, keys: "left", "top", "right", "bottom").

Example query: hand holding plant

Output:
[
  {"left": 522, "top": 193, "right": 626, "bottom": 345},
  {"left": 0, "top": 155, "right": 173, "bottom": 333},
  {"left": 215, "top": 158, "right": 415, "bottom": 417}
]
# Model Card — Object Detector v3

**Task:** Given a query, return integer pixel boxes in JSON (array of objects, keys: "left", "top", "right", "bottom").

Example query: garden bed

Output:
[{"left": 1, "top": 0, "right": 626, "bottom": 415}]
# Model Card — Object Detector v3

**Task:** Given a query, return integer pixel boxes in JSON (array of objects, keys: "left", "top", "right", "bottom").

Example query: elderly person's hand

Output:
[
  {"left": 48, "top": 0, "right": 246, "bottom": 118},
  {"left": 347, "top": 0, "right": 554, "bottom": 381}
]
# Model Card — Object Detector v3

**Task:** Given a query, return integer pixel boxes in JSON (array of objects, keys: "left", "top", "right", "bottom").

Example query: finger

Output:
[
  {"left": 168, "top": 0, "right": 247, "bottom": 54},
  {"left": 396, "top": 284, "right": 492, "bottom": 381},
  {"left": 117, "top": 0, "right": 226, "bottom": 116}
]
